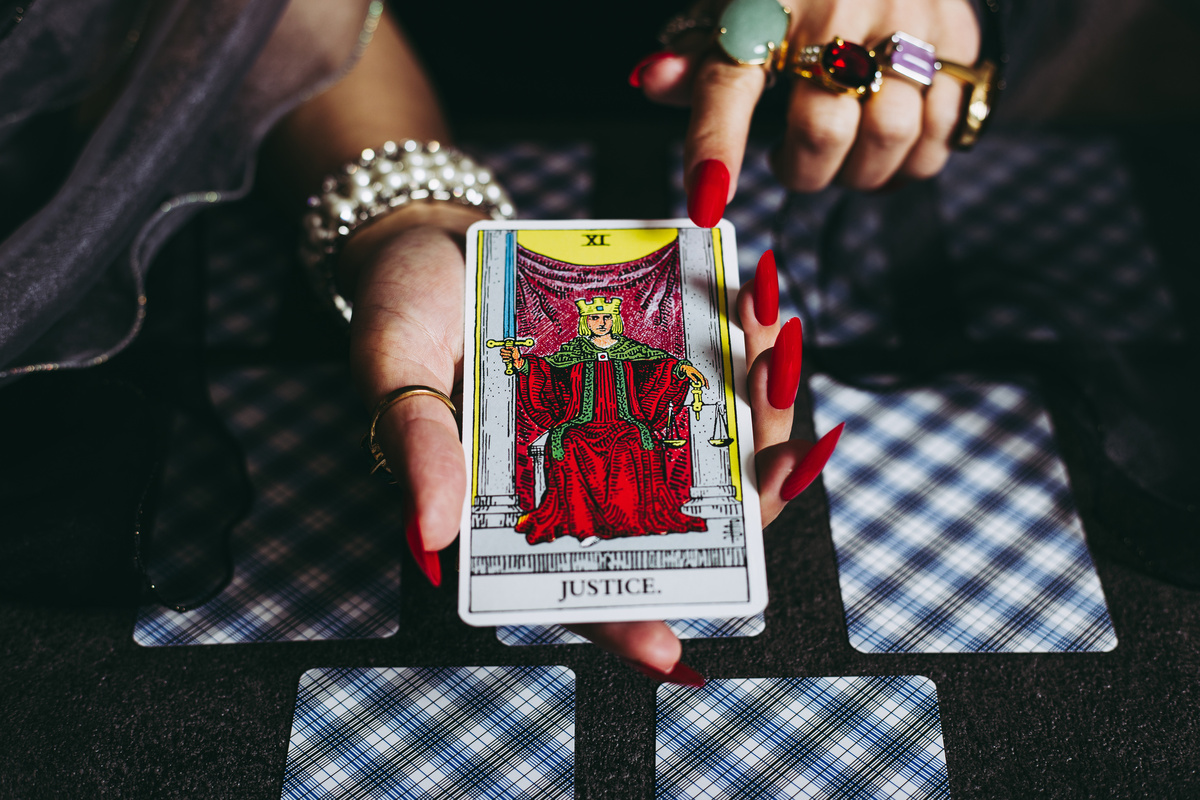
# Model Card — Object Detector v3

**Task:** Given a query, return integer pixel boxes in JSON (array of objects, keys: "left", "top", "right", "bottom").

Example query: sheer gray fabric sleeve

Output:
[{"left": 0, "top": 0, "right": 375, "bottom": 379}]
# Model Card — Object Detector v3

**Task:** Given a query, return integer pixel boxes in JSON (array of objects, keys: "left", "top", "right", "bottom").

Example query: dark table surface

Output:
[{"left": 3, "top": 473, "right": 1198, "bottom": 799}]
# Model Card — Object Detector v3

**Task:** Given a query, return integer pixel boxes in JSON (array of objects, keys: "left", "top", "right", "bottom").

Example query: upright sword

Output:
[{"left": 485, "top": 232, "right": 533, "bottom": 374}]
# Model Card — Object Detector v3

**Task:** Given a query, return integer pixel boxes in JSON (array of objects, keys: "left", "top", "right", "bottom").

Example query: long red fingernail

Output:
[
  {"left": 687, "top": 159, "right": 729, "bottom": 228},
  {"left": 621, "top": 658, "right": 706, "bottom": 688},
  {"left": 405, "top": 515, "right": 442, "bottom": 587},
  {"left": 781, "top": 422, "right": 845, "bottom": 500},
  {"left": 628, "top": 51, "right": 674, "bottom": 88},
  {"left": 767, "top": 317, "right": 803, "bottom": 409},
  {"left": 754, "top": 250, "right": 779, "bottom": 326}
]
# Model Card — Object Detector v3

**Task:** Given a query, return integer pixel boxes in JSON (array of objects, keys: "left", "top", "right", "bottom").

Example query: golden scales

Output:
[{"left": 663, "top": 380, "right": 733, "bottom": 449}]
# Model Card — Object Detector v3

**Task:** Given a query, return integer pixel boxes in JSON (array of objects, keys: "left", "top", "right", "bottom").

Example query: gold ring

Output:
[
  {"left": 713, "top": 0, "right": 793, "bottom": 80},
  {"left": 789, "top": 38, "right": 882, "bottom": 97},
  {"left": 363, "top": 385, "right": 457, "bottom": 478},
  {"left": 934, "top": 58, "right": 998, "bottom": 150}
]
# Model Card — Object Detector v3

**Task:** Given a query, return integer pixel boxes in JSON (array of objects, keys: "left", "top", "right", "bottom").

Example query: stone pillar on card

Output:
[
  {"left": 678, "top": 228, "right": 741, "bottom": 519},
  {"left": 472, "top": 229, "right": 522, "bottom": 529}
]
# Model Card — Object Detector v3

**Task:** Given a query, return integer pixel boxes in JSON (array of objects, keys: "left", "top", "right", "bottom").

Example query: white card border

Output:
[{"left": 458, "top": 218, "right": 767, "bottom": 626}]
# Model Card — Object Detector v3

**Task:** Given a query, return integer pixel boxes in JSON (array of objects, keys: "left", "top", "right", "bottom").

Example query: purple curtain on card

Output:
[{"left": 515, "top": 241, "right": 686, "bottom": 359}]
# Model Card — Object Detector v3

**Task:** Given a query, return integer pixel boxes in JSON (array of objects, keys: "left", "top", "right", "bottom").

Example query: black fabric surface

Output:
[{"left": 2, "top": 451, "right": 1198, "bottom": 798}]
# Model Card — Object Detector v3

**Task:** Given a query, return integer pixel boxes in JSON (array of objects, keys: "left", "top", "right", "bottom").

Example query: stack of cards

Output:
[
  {"left": 459, "top": 220, "right": 768, "bottom": 627},
  {"left": 496, "top": 613, "right": 765, "bottom": 647}
]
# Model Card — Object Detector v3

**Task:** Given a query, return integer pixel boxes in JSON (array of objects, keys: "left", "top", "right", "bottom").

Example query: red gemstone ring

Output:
[{"left": 789, "top": 38, "right": 882, "bottom": 97}]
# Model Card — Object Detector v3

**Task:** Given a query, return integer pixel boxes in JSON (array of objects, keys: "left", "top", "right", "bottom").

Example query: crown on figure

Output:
[{"left": 575, "top": 296, "right": 622, "bottom": 316}]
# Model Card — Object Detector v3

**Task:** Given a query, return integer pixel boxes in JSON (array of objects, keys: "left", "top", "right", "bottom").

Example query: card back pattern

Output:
[
  {"left": 812, "top": 375, "right": 1117, "bottom": 654},
  {"left": 282, "top": 666, "right": 574, "bottom": 800},
  {"left": 656, "top": 676, "right": 950, "bottom": 800},
  {"left": 496, "top": 613, "right": 766, "bottom": 646},
  {"left": 134, "top": 365, "right": 401, "bottom": 646}
]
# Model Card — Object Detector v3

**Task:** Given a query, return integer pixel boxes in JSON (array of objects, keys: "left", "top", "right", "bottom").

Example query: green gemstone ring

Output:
[{"left": 716, "top": 0, "right": 791, "bottom": 69}]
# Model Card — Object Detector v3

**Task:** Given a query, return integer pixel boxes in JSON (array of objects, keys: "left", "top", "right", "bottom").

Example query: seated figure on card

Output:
[{"left": 499, "top": 296, "right": 709, "bottom": 547}]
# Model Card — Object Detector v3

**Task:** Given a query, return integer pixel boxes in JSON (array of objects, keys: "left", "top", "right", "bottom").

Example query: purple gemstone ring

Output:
[
  {"left": 880, "top": 31, "right": 1000, "bottom": 148},
  {"left": 879, "top": 32, "right": 938, "bottom": 87}
]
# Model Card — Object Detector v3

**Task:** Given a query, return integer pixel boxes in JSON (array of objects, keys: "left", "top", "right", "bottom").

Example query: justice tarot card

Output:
[{"left": 459, "top": 220, "right": 767, "bottom": 626}]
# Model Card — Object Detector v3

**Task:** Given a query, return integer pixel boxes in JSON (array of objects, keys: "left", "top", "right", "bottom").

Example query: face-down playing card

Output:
[
  {"left": 656, "top": 676, "right": 950, "bottom": 800},
  {"left": 281, "top": 666, "right": 575, "bottom": 800},
  {"left": 460, "top": 220, "right": 767, "bottom": 626}
]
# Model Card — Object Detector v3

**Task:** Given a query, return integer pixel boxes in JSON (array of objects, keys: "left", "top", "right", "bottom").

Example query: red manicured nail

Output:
[
  {"left": 767, "top": 317, "right": 803, "bottom": 409},
  {"left": 687, "top": 159, "right": 729, "bottom": 228},
  {"left": 781, "top": 422, "right": 845, "bottom": 501},
  {"left": 628, "top": 51, "right": 674, "bottom": 88},
  {"left": 621, "top": 658, "right": 706, "bottom": 688},
  {"left": 405, "top": 515, "right": 442, "bottom": 588},
  {"left": 754, "top": 249, "right": 779, "bottom": 326}
]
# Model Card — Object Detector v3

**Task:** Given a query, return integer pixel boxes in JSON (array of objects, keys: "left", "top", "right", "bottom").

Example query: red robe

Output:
[{"left": 514, "top": 335, "right": 706, "bottom": 545}]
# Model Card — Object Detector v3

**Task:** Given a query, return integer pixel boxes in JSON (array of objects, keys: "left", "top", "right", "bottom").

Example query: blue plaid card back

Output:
[
  {"left": 282, "top": 666, "right": 575, "bottom": 800},
  {"left": 133, "top": 365, "right": 402, "bottom": 646},
  {"left": 497, "top": 614, "right": 766, "bottom": 646},
  {"left": 811, "top": 375, "right": 1117, "bottom": 654},
  {"left": 656, "top": 676, "right": 949, "bottom": 800},
  {"left": 677, "top": 135, "right": 1179, "bottom": 346},
  {"left": 938, "top": 134, "right": 1179, "bottom": 342},
  {"left": 469, "top": 141, "right": 593, "bottom": 221}
]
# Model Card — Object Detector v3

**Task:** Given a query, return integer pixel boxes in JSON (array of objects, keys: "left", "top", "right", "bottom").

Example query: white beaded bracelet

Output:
[{"left": 299, "top": 140, "right": 516, "bottom": 323}]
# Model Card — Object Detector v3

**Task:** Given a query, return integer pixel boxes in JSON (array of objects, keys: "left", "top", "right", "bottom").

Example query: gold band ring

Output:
[
  {"left": 363, "top": 385, "right": 457, "bottom": 478},
  {"left": 934, "top": 58, "right": 998, "bottom": 150}
]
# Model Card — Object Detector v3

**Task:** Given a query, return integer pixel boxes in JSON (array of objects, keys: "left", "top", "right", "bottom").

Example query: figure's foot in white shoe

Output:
[{"left": 579, "top": 536, "right": 600, "bottom": 548}]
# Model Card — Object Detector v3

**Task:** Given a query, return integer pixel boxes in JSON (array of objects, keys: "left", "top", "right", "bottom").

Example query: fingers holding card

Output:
[{"left": 459, "top": 220, "right": 768, "bottom": 626}]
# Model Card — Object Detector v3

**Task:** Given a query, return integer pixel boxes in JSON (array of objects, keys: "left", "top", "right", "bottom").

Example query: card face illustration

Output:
[{"left": 459, "top": 220, "right": 766, "bottom": 626}]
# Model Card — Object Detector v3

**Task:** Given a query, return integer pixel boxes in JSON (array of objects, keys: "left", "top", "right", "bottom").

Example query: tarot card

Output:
[{"left": 459, "top": 220, "right": 767, "bottom": 626}]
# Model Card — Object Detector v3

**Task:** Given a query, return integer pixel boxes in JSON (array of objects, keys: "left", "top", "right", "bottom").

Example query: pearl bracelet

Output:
[{"left": 299, "top": 140, "right": 516, "bottom": 323}]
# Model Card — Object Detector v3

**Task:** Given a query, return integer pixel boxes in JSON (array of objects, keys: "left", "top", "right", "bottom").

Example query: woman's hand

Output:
[
  {"left": 342, "top": 206, "right": 483, "bottom": 586},
  {"left": 632, "top": 0, "right": 981, "bottom": 220}
]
